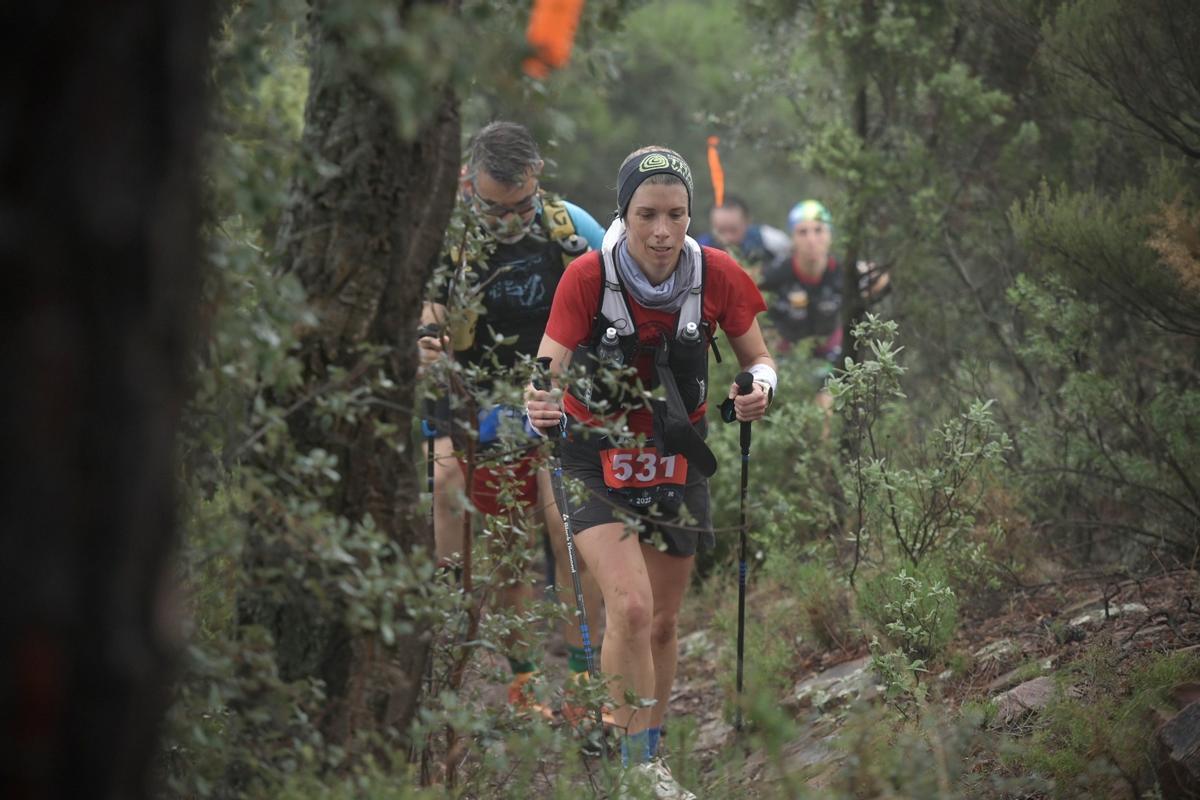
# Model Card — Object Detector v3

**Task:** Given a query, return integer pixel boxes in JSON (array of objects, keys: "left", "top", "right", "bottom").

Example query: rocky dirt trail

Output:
[
  {"left": 459, "top": 567, "right": 1200, "bottom": 797},
  {"left": 667, "top": 566, "right": 1200, "bottom": 796}
]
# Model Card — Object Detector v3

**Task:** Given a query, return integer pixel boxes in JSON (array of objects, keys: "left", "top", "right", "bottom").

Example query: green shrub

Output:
[
  {"left": 701, "top": 348, "right": 844, "bottom": 576},
  {"left": 1013, "top": 647, "right": 1200, "bottom": 799},
  {"left": 710, "top": 565, "right": 810, "bottom": 717},
  {"left": 826, "top": 704, "right": 1049, "bottom": 799},
  {"left": 1007, "top": 271, "right": 1200, "bottom": 562},
  {"left": 858, "top": 562, "right": 958, "bottom": 664},
  {"left": 831, "top": 316, "right": 1013, "bottom": 581},
  {"left": 785, "top": 556, "right": 861, "bottom": 652}
]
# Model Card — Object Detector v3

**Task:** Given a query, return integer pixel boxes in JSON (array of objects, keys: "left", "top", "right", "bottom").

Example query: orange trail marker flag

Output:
[
  {"left": 524, "top": 0, "right": 585, "bottom": 79},
  {"left": 707, "top": 136, "right": 725, "bottom": 208}
]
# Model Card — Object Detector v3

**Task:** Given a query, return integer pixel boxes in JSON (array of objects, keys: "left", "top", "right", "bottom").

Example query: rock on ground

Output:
[
  {"left": 1157, "top": 700, "right": 1200, "bottom": 799},
  {"left": 992, "top": 676, "right": 1077, "bottom": 726}
]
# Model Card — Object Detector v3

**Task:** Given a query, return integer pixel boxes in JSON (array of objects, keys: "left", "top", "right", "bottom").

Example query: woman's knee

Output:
[
  {"left": 650, "top": 610, "right": 679, "bottom": 649},
  {"left": 607, "top": 588, "right": 653, "bottom": 637},
  {"left": 433, "top": 467, "right": 462, "bottom": 494}
]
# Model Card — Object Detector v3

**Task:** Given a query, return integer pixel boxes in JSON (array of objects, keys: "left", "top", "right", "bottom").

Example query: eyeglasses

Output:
[{"left": 468, "top": 179, "right": 540, "bottom": 218}]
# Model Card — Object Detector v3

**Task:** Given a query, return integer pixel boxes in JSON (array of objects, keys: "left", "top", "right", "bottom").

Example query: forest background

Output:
[{"left": 23, "top": 0, "right": 1196, "bottom": 797}]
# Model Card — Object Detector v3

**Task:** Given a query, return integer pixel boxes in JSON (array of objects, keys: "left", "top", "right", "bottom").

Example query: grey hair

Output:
[{"left": 466, "top": 121, "right": 541, "bottom": 186}]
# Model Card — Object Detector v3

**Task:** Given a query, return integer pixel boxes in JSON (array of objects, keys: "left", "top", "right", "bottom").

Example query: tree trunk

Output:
[
  {"left": 842, "top": 80, "right": 870, "bottom": 365},
  {"left": 258, "top": 0, "right": 460, "bottom": 745},
  {"left": 841, "top": 0, "right": 876, "bottom": 365},
  {"left": 0, "top": 3, "right": 211, "bottom": 799}
]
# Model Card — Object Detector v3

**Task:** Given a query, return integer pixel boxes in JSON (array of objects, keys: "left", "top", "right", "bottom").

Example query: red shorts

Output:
[{"left": 459, "top": 449, "right": 541, "bottom": 516}]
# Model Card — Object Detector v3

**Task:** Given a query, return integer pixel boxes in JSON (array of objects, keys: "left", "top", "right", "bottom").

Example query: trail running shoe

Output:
[
  {"left": 506, "top": 671, "right": 556, "bottom": 721},
  {"left": 623, "top": 758, "right": 697, "bottom": 800}
]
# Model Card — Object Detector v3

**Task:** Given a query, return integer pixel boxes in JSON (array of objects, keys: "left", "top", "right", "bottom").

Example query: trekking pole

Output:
[
  {"left": 733, "top": 371, "right": 754, "bottom": 731},
  {"left": 417, "top": 322, "right": 444, "bottom": 574},
  {"left": 534, "top": 357, "right": 606, "bottom": 754},
  {"left": 415, "top": 322, "right": 442, "bottom": 777},
  {"left": 417, "top": 323, "right": 443, "bottom": 514}
]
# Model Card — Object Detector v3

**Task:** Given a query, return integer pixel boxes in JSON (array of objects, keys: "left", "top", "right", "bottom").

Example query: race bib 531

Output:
[{"left": 600, "top": 447, "right": 688, "bottom": 490}]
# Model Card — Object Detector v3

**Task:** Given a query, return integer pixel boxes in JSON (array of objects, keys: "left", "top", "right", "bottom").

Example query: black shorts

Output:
[{"left": 558, "top": 422, "right": 714, "bottom": 558}]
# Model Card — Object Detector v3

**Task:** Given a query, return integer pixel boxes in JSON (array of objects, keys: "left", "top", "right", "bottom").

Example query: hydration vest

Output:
[
  {"left": 569, "top": 226, "right": 720, "bottom": 478},
  {"left": 569, "top": 233, "right": 712, "bottom": 414},
  {"left": 543, "top": 198, "right": 590, "bottom": 269},
  {"left": 450, "top": 198, "right": 589, "bottom": 366}
]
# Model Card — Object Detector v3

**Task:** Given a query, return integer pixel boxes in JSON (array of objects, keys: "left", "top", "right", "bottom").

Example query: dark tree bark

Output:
[
  {"left": 252, "top": 0, "right": 460, "bottom": 745},
  {"left": 841, "top": 79, "right": 870, "bottom": 366},
  {"left": 840, "top": 0, "right": 876, "bottom": 366},
  {"left": 0, "top": 3, "right": 212, "bottom": 799}
]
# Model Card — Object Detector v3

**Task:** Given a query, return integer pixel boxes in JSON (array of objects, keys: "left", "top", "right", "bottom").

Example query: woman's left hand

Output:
[
  {"left": 727, "top": 380, "right": 769, "bottom": 422},
  {"left": 524, "top": 383, "right": 564, "bottom": 435}
]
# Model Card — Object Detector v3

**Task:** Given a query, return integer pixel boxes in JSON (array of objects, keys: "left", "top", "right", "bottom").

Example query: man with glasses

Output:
[
  {"left": 418, "top": 121, "right": 605, "bottom": 720},
  {"left": 697, "top": 194, "right": 790, "bottom": 284}
]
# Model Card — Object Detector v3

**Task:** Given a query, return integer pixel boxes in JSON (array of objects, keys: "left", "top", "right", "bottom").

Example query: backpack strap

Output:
[
  {"left": 695, "top": 246, "right": 724, "bottom": 362},
  {"left": 599, "top": 235, "right": 636, "bottom": 336},
  {"left": 596, "top": 224, "right": 710, "bottom": 341},
  {"left": 542, "top": 198, "right": 589, "bottom": 268},
  {"left": 675, "top": 237, "right": 704, "bottom": 337}
]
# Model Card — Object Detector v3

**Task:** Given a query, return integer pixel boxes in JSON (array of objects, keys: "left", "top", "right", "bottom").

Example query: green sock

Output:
[
  {"left": 507, "top": 656, "right": 537, "bottom": 675},
  {"left": 567, "top": 645, "right": 591, "bottom": 674}
]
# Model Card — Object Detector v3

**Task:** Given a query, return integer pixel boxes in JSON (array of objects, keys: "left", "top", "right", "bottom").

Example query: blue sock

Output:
[
  {"left": 622, "top": 729, "right": 654, "bottom": 766},
  {"left": 647, "top": 727, "right": 661, "bottom": 757}
]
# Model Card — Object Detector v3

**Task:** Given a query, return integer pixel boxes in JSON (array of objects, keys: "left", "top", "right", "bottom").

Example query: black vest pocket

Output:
[{"left": 667, "top": 334, "right": 708, "bottom": 413}]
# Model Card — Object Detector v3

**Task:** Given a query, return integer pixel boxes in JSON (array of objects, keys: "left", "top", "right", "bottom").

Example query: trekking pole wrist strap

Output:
[{"left": 749, "top": 363, "right": 777, "bottom": 405}]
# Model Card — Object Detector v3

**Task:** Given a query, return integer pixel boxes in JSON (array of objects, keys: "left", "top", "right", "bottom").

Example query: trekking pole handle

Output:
[
  {"left": 720, "top": 371, "right": 756, "bottom": 424},
  {"left": 533, "top": 357, "right": 566, "bottom": 437},
  {"left": 533, "top": 356, "right": 553, "bottom": 391},
  {"left": 735, "top": 371, "right": 754, "bottom": 451}
]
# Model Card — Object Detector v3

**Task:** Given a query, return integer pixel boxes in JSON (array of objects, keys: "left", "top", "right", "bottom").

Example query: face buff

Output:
[
  {"left": 615, "top": 232, "right": 697, "bottom": 313},
  {"left": 474, "top": 193, "right": 544, "bottom": 244}
]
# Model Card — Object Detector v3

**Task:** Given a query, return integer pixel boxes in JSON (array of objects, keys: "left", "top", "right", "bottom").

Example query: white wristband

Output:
[{"left": 748, "top": 363, "right": 777, "bottom": 396}]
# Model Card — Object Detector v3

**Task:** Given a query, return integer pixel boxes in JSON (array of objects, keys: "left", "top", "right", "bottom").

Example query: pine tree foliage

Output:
[
  {"left": 1150, "top": 200, "right": 1200, "bottom": 302},
  {"left": 1039, "top": 0, "right": 1200, "bottom": 163}
]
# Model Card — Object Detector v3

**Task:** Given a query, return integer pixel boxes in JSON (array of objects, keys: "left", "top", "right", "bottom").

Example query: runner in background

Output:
[
  {"left": 418, "top": 121, "right": 605, "bottom": 718},
  {"left": 696, "top": 194, "right": 790, "bottom": 284},
  {"left": 759, "top": 199, "right": 890, "bottom": 411}
]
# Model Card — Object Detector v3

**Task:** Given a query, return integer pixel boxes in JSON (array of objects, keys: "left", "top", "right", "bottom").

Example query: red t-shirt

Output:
[{"left": 545, "top": 246, "right": 767, "bottom": 433}]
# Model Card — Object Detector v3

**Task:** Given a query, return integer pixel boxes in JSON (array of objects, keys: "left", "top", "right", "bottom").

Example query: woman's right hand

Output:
[{"left": 524, "top": 384, "right": 563, "bottom": 435}]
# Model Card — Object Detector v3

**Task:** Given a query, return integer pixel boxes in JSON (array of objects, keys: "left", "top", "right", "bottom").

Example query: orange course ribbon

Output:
[
  {"left": 707, "top": 136, "right": 725, "bottom": 208},
  {"left": 523, "top": 0, "right": 586, "bottom": 79}
]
